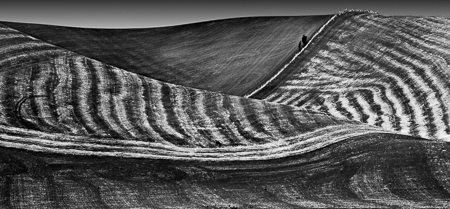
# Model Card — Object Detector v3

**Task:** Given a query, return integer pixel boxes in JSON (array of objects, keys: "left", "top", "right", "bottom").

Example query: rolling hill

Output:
[
  {"left": 1, "top": 15, "right": 331, "bottom": 96},
  {"left": 0, "top": 21, "right": 388, "bottom": 161},
  {"left": 250, "top": 11, "right": 450, "bottom": 141},
  {"left": 1, "top": 10, "right": 450, "bottom": 208}
]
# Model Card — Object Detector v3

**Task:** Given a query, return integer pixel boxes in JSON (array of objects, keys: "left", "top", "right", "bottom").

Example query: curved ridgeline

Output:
[
  {"left": 251, "top": 11, "right": 450, "bottom": 141},
  {"left": 1, "top": 15, "right": 331, "bottom": 96},
  {"left": 2, "top": 12, "right": 450, "bottom": 208}
]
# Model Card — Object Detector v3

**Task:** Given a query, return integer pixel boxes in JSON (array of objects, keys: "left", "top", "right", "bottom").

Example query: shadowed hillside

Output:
[{"left": 2, "top": 15, "right": 331, "bottom": 96}]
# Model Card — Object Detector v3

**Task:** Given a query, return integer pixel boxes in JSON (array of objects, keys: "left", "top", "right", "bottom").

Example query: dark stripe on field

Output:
[
  {"left": 204, "top": 93, "right": 242, "bottom": 146},
  {"left": 222, "top": 96, "right": 268, "bottom": 144},
  {"left": 28, "top": 64, "right": 46, "bottom": 131},
  {"left": 295, "top": 92, "right": 317, "bottom": 107},
  {"left": 358, "top": 90, "right": 383, "bottom": 127},
  {"left": 31, "top": 63, "right": 63, "bottom": 132},
  {"left": 103, "top": 64, "right": 137, "bottom": 139},
  {"left": 265, "top": 92, "right": 284, "bottom": 103},
  {"left": 68, "top": 58, "right": 97, "bottom": 135},
  {"left": 353, "top": 51, "right": 411, "bottom": 133},
  {"left": 284, "top": 92, "right": 307, "bottom": 106},
  {"left": 2, "top": 64, "right": 21, "bottom": 127},
  {"left": 0, "top": 46, "right": 63, "bottom": 66},
  {"left": 86, "top": 60, "right": 123, "bottom": 138},
  {"left": 319, "top": 13, "right": 412, "bottom": 133},
  {"left": 332, "top": 94, "right": 353, "bottom": 120},
  {"left": 262, "top": 103, "right": 292, "bottom": 136},
  {"left": 304, "top": 95, "right": 330, "bottom": 116},
  {"left": 346, "top": 92, "right": 369, "bottom": 123},
  {"left": 240, "top": 98, "right": 273, "bottom": 138},
  {"left": 160, "top": 83, "right": 195, "bottom": 146},
  {"left": 381, "top": 47, "right": 436, "bottom": 137},
  {"left": 430, "top": 64, "right": 450, "bottom": 135},
  {"left": 47, "top": 62, "right": 69, "bottom": 133},
  {"left": 393, "top": 41, "right": 449, "bottom": 136},
  {"left": 123, "top": 74, "right": 157, "bottom": 142},
  {"left": 141, "top": 79, "right": 190, "bottom": 145},
  {"left": 183, "top": 89, "right": 216, "bottom": 146}
]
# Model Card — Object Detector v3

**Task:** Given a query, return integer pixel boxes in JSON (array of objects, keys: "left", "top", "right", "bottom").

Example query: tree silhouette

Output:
[{"left": 302, "top": 35, "right": 308, "bottom": 45}]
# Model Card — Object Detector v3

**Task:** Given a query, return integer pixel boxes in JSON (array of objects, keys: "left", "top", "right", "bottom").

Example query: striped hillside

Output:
[
  {"left": 0, "top": 23, "right": 391, "bottom": 161},
  {"left": 250, "top": 12, "right": 450, "bottom": 141},
  {"left": 4, "top": 12, "right": 450, "bottom": 208}
]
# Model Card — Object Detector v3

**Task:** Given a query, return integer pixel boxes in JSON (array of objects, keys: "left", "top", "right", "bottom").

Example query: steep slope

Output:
[
  {"left": 250, "top": 11, "right": 450, "bottom": 141},
  {"left": 1, "top": 15, "right": 331, "bottom": 96}
]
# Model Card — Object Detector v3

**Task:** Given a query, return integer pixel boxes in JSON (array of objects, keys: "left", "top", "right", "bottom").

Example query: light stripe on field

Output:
[
  {"left": 339, "top": 94, "right": 362, "bottom": 121},
  {"left": 0, "top": 71, "right": 7, "bottom": 123},
  {"left": 322, "top": 95, "right": 347, "bottom": 120},
  {"left": 108, "top": 67, "right": 138, "bottom": 138},
  {"left": 252, "top": 101, "right": 282, "bottom": 137},
  {"left": 194, "top": 92, "right": 228, "bottom": 145},
  {"left": 269, "top": 91, "right": 291, "bottom": 103},
  {"left": 73, "top": 56, "right": 105, "bottom": 135},
  {"left": 0, "top": 49, "right": 66, "bottom": 66},
  {"left": 0, "top": 123, "right": 389, "bottom": 161},
  {"left": 354, "top": 92, "right": 377, "bottom": 126},
  {"left": 170, "top": 85, "right": 204, "bottom": 146},
  {"left": 91, "top": 59, "right": 128, "bottom": 137},
  {"left": 0, "top": 41, "right": 53, "bottom": 54},
  {"left": 387, "top": 48, "right": 446, "bottom": 138},
  {"left": 339, "top": 48, "right": 412, "bottom": 135},
  {"left": 149, "top": 81, "right": 185, "bottom": 139},
  {"left": 229, "top": 96, "right": 271, "bottom": 141},
  {"left": 52, "top": 56, "right": 86, "bottom": 134},
  {"left": 130, "top": 74, "right": 165, "bottom": 142},
  {"left": 379, "top": 55, "right": 428, "bottom": 137},
  {"left": 213, "top": 94, "right": 250, "bottom": 145},
  {"left": 31, "top": 63, "right": 57, "bottom": 128},
  {"left": 0, "top": 33, "right": 29, "bottom": 39},
  {"left": 0, "top": 26, "right": 21, "bottom": 32}
]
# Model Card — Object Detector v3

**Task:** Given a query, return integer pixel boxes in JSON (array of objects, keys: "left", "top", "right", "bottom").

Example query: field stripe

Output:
[{"left": 0, "top": 124, "right": 389, "bottom": 161}]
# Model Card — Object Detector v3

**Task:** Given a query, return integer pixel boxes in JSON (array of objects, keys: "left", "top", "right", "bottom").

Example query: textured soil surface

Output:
[{"left": 2, "top": 11, "right": 450, "bottom": 208}]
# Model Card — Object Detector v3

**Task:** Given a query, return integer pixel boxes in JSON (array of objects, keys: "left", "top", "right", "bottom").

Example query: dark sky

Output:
[{"left": 0, "top": 0, "right": 448, "bottom": 28}]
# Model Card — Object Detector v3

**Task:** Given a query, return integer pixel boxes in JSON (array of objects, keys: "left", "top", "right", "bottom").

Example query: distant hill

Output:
[{"left": 2, "top": 15, "right": 331, "bottom": 96}]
